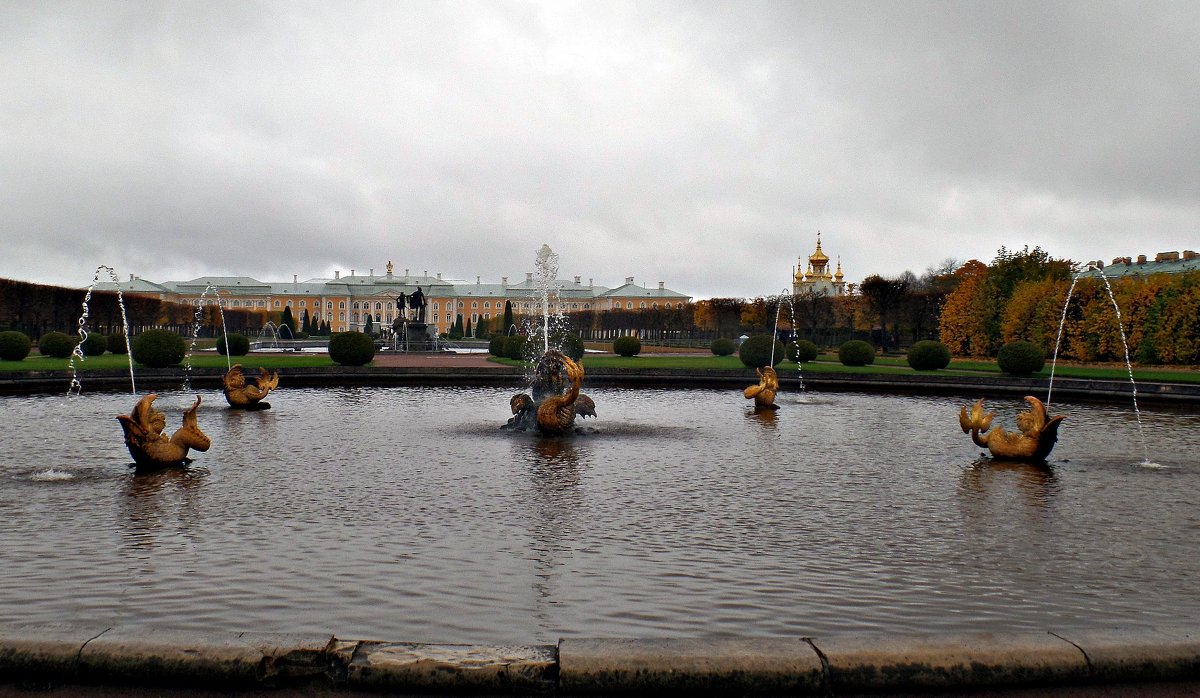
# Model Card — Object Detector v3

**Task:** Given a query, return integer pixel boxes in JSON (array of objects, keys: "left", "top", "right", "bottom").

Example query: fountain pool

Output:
[{"left": 2, "top": 386, "right": 1197, "bottom": 645}]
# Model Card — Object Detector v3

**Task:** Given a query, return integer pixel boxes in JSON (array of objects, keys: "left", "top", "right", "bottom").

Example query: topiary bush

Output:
[
  {"left": 554, "top": 332, "right": 585, "bottom": 361},
  {"left": 107, "top": 333, "right": 128, "bottom": 354},
  {"left": 328, "top": 331, "right": 375, "bottom": 366},
  {"left": 38, "top": 331, "right": 77, "bottom": 359},
  {"left": 613, "top": 335, "right": 641, "bottom": 357},
  {"left": 131, "top": 329, "right": 187, "bottom": 368},
  {"left": 906, "top": 340, "right": 951, "bottom": 371},
  {"left": 489, "top": 335, "right": 509, "bottom": 357},
  {"left": 0, "top": 330, "right": 32, "bottom": 361},
  {"left": 505, "top": 335, "right": 527, "bottom": 361},
  {"left": 216, "top": 332, "right": 250, "bottom": 356},
  {"left": 710, "top": 337, "right": 736, "bottom": 356},
  {"left": 738, "top": 334, "right": 785, "bottom": 368},
  {"left": 997, "top": 340, "right": 1046, "bottom": 376},
  {"left": 838, "top": 339, "right": 876, "bottom": 366},
  {"left": 80, "top": 332, "right": 108, "bottom": 357},
  {"left": 787, "top": 339, "right": 819, "bottom": 363}
]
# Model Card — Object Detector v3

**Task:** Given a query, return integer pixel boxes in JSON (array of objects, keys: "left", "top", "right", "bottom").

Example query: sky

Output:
[{"left": 2, "top": 1, "right": 1197, "bottom": 299}]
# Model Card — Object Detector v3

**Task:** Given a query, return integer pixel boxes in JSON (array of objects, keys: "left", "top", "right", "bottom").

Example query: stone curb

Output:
[
  {"left": 3, "top": 365, "right": 1200, "bottom": 405},
  {"left": 1, "top": 625, "right": 1197, "bottom": 694}
]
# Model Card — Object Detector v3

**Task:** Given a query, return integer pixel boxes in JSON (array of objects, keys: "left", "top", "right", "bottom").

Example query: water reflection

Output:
[
  {"left": 745, "top": 407, "right": 778, "bottom": 431},
  {"left": 959, "top": 458, "right": 1061, "bottom": 509},
  {"left": 121, "top": 467, "right": 208, "bottom": 555}
]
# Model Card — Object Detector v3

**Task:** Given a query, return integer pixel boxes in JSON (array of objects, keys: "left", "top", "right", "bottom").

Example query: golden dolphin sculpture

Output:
[
  {"left": 744, "top": 365, "right": 780, "bottom": 410},
  {"left": 959, "top": 396, "right": 1064, "bottom": 462},
  {"left": 117, "top": 394, "right": 211, "bottom": 470},
  {"left": 222, "top": 364, "right": 279, "bottom": 409}
]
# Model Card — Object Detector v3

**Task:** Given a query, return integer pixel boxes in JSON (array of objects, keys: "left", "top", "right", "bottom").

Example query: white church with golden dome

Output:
[{"left": 792, "top": 233, "right": 846, "bottom": 296}]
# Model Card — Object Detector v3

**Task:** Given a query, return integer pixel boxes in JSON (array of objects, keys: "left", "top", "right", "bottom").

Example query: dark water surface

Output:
[{"left": 2, "top": 386, "right": 1197, "bottom": 643}]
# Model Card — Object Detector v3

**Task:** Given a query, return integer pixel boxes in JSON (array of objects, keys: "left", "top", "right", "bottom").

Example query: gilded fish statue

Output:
[
  {"left": 959, "top": 396, "right": 1064, "bottom": 462},
  {"left": 117, "top": 394, "right": 211, "bottom": 470},
  {"left": 222, "top": 363, "right": 279, "bottom": 409},
  {"left": 744, "top": 365, "right": 780, "bottom": 410}
]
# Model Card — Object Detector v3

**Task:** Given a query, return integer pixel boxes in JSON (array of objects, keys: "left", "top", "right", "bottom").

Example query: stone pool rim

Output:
[
  {"left": 2, "top": 365, "right": 1199, "bottom": 405},
  {"left": 2, "top": 623, "right": 1197, "bottom": 694}
]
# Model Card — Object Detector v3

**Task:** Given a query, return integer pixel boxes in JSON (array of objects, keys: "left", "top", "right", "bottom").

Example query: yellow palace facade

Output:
[{"left": 105, "top": 261, "right": 691, "bottom": 335}]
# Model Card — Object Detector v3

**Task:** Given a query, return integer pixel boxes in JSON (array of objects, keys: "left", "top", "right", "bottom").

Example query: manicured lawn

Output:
[
  {"left": 4, "top": 350, "right": 1197, "bottom": 384},
  {"left": 0, "top": 353, "right": 335, "bottom": 372}
]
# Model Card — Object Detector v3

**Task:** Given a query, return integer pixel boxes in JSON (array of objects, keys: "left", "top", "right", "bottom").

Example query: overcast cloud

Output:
[{"left": 2, "top": 0, "right": 1197, "bottom": 298}]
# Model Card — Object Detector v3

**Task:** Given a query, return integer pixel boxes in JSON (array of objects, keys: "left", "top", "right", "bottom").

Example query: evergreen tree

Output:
[
  {"left": 301, "top": 309, "right": 311, "bottom": 334},
  {"left": 280, "top": 306, "right": 296, "bottom": 338},
  {"left": 503, "top": 300, "right": 514, "bottom": 335},
  {"left": 465, "top": 318, "right": 473, "bottom": 337},
  {"left": 453, "top": 314, "right": 464, "bottom": 336},
  {"left": 364, "top": 316, "right": 374, "bottom": 335}
]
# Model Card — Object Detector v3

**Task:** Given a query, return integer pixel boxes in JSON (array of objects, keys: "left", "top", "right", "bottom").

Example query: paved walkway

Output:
[{"left": 368, "top": 351, "right": 506, "bottom": 369}]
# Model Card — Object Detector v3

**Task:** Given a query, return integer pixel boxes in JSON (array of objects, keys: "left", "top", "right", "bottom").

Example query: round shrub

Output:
[
  {"left": 613, "top": 335, "right": 641, "bottom": 357},
  {"left": 787, "top": 339, "right": 819, "bottom": 363},
  {"left": 738, "top": 334, "right": 784, "bottom": 368},
  {"left": 489, "top": 335, "right": 509, "bottom": 357},
  {"left": 107, "top": 333, "right": 128, "bottom": 354},
  {"left": 217, "top": 332, "right": 250, "bottom": 356},
  {"left": 710, "top": 338, "right": 736, "bottom": 356},
  {"left": 131, "top": 330, "right": 187, "bottom": 368},
  {"left": 906, "top": 340, "right": 951, "bottom": 371},
  {"left": 555, "top": 332, "right": 585, "bottom": 361},
  {"left": 80, "top": 332, "right": 108, "bottom": 357},
  {"left": 38, "top": 331, "right": 77, "bottom": 359},
  {"left": 505, "top": 335, "right": 527, "bottom": 361},
  {"left": 0, "top": 330, "right": 32, "bottom": 361},
  {"left": 328, "top": 331, "right": 375, "bottom": 366},
  {"left": 838, "top": 339, "right": 876, "bottom": 366},
  {"left": 997, "top": 340, "right": 1046, "bottom": 376}
]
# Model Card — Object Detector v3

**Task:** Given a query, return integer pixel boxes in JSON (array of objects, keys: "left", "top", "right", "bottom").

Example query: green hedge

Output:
[
  {"left": 80, "top": 332, "right": 108, "bottom": 357},
  {"left": 131, "top": 330, "right": 187, "bottom": 368},
  {"left": 329, "top": 331, "right": 375, "bottom": 366},
  {"left": 738, "top": 334, "right": 784, "bottom": 368},
  {"left": 906, "top": 340, "right": 951, "bottom": 371},
  {"left": 613, "top": 335, "right": 641, "bottom": 357},
  {"left": 997, "top": 340, "right": 1046, "bottom": 376},
  {"left": 838, "top": 340, "right": 876, "bottom": 366},
  {"left": 38, "top": 331, "right": 77, "bottom": 359},
  {"left": 107, "top": 333, "right": 128, "bottom": 354},
  {"left": 0, "top": 331, "right": 32, "bottom": 361},
  {"left": 787, "top": 339, "right": 819, "bottom": 363},
  {"left": 710, "top": 338, "right": 736, "bottom": 356},
  {"left": 217, "top": 332, "right": 251, "bottom": 356}
]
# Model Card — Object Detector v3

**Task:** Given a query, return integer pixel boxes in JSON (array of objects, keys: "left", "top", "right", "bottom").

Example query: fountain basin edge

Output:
[
  {"left": 3, "top": 366, "right": 1199, "bottom": 405},
  {"left": 1, "top": 623, "right": 1197, "bottom": 695}
]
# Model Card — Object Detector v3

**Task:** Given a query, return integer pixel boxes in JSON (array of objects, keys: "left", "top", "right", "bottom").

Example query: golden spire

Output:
[
  {"left": 386, "top": 260, "right": 394, "bottom": 274},
  {"left": 835, "top": 256, "right": 844, "bottom": 280},
  {"left": 809, "top": 231, "right": 829, "bottom": 263}
]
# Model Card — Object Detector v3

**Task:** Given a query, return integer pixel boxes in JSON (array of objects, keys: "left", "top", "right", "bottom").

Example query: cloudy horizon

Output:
[{"left": 2, "top": 0, "right": 1196, "bottom": 299}]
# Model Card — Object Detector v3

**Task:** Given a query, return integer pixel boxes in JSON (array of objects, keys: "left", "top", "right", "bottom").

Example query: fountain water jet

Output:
[
  {"left": 504, "top": 245, "right": 596, "bottom": 434},
  {"left": 183, "top": 284, "right": 231, "bottom": 392},
  {"left": 69, "top": 265, "right": 137, "bottom": 396},
  {"left": 1047, "top": 264, "right": 1150, "bottom": 464}
]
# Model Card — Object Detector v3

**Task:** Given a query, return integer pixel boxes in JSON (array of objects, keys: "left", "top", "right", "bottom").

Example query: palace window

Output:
[
  {"left": 471, "top": 302, "right": 478, "bottom": 309},
  {"left": 626, "top": 302, "right": 633, "bottom": 309},
  {"left": 274, "top": 300, "right": 281, "bottom": 308},
  {"left": 339, "top": 301, "right": 345, "bottom": 309},
  {"left": 300, "top": 300, "right": 306, "bottom": 307},
  {"left": 639, "top": 302, "right": 647, "bottom": 309},
  {"left": 326, "top": 302, "right": 333, "bottom": 309},
  {"left": 375, "top": 302, "right": 382, "bottom": 310}
]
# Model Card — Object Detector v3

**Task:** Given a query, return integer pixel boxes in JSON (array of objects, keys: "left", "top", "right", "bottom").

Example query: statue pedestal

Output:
[{"left": 400, "top": 323, "right": 438, "bottom": 351}]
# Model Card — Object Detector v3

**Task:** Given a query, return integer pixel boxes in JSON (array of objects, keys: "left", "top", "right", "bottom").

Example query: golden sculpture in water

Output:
[
  {"left": 536, "top": 351, "right": 585, "bottom": 434},
  {"left": 117, "top": 394, "right": 211, "bottom": 470},
  {"left": 222, "top": 364, "right": 279, "bottom": 409},
  {"left": 959, "top": 396, "right": 1064, "bottom": 462},
  {"left": 744, "top": 365, "right": 780, "bottom": 410},
  {"left": 506, "top": 350, "right": 594, "bottom": 434}
]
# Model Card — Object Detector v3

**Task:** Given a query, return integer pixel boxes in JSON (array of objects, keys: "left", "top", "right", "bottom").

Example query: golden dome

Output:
[{"left": 809, "top": 233, "right": 829, "bottom": 263}]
